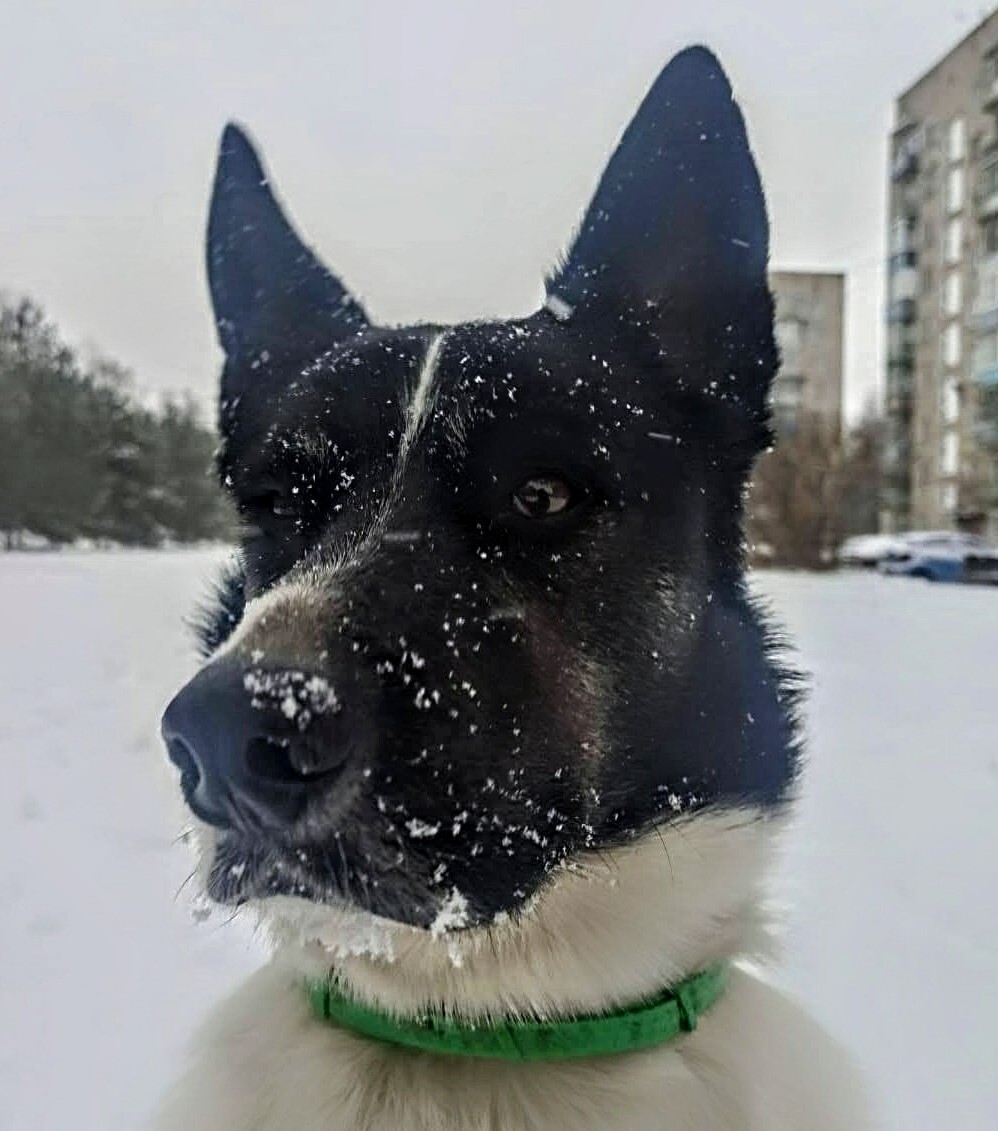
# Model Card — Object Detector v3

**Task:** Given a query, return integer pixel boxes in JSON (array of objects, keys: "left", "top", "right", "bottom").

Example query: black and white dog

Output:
[{"left": 156, "top": 46, "right": 870, "bottom": 1131}]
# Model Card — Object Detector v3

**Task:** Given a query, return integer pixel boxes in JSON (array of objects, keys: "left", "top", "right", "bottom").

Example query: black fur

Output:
[
  {"left": 192, "top": 556, "right": 246, "bottom": 659},
  {"left": 168, "top": 46, "right": 802, "bottom": 931}
]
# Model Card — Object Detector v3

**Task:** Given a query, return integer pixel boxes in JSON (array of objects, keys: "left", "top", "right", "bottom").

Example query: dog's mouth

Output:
[
  {"left": 203, "top": 822, "right": 487, "bottom": 933},
  {"left": 207, "top": 826, "right": 380, "bottom": 904},
  {"left": 197, "top": 757, "right": 590, "bottom": 932}
]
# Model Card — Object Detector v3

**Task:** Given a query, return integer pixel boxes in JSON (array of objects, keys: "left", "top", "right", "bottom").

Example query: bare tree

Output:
[
  {"left": 746, "top": 408, "right": 886, "bottom": 569},
  {"left": 747, "top": 413, "right": 839, "bottom": 569},
  {"left": 837, "top": 411, "right": 885, "bottom": 539}
]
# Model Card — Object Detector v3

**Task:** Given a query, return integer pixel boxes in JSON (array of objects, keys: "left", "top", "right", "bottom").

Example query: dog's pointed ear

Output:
[
  {"left": 207, "top": 123, "right": 368, "bottom": 367},
  {"left": 545, "top": 47, "right": 776, "bottom": 423}
]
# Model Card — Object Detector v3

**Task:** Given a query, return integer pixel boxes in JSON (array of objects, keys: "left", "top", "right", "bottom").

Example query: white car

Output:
[
  {"left": 838, "top": 531, "right": 996, "bottom": 575},
  {"left": 836, "top": 534, "right": 906, "bottom": 568}
]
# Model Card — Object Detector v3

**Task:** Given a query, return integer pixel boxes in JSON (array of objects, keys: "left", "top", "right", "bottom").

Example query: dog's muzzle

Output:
[{"left": 161, "top": 657, "right": 353, "bottom": 832}]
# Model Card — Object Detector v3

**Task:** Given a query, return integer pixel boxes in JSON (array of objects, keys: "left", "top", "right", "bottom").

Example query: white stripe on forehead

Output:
[
  {"left": 225, "top": 333, "right": 450, "bottom": 642},
  {"left": 402, "top": 332, "right": 446, "bottom": 456},
  {"left": 335, "top": 331, "right": 446, "bottom": 569}
]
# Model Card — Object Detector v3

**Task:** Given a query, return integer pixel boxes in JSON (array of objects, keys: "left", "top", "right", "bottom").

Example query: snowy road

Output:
[{"left": 1, "top": 551, "right": 995, "bottom": 1130}]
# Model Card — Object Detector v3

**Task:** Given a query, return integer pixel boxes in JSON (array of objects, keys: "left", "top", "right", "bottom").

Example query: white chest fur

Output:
[
  {"left": 152, "top": 813, "right": 871, "bottom": 1131},
  {"left": 150, "top": 962, "right": 870, "bottom": 1131}
]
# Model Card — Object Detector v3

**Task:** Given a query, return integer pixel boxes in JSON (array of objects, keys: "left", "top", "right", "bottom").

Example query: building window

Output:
[
  {"left": 980, "top": 161, "right": 998, "bottom": 206},
  {"left": 941, "top": 430, "right": 960, "bottom": 477},
  {"left": 772, "top": 374, "right": 805, "bottom": 430},
  {"left": 947, "top": 167, "right": 965, "bottom": 213},
  {"left": 942, "top": 377, "right": 960, "bottom": 425},
  {"left": 945, "top": 218, "right": 963, "bottom": 264},
  {"left": 984, "top": 216, "right": 998, "bottom": 256},
  {"left": 940, "top": 483, "right": 958, "bottom": 514},
  {"left": 773, "top": 373, "right": 805, "bottom": 408},
  {"left": 948, "top": 117, "right": 966, "bottom": 163},
  {"left": 975, "top": 330, "right": 998, "bottom": 371},
  {"left": 775, "top": 317, "right": 804, "bottom": 355},
  {"left": 944, "top": 322, "right": 962, "bottom": 368},
  {"left": 943, "top": 271, "right": 963, "bottom": 316},
  {"left": 978, "top": 264, "right": 998, "bottom": 312}
]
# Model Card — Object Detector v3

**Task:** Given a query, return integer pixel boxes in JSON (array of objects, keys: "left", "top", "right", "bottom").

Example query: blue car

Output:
[{"left": 877, "top": 532, "right": 998, "bottom": 584}]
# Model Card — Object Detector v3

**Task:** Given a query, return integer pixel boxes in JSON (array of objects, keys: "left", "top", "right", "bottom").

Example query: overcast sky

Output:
[{"left": 0, "top": 1, "right": 986, "bottom": 422}]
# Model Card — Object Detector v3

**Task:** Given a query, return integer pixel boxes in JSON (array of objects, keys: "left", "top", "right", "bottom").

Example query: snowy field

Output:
[{"left": 1, "top": 550, "right": 996, "bottom": 1131}]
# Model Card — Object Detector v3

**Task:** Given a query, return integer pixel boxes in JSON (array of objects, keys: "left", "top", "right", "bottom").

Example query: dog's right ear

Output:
[
  {"left": 545, "top": 47, "right": 776, "bottom": 429},
  {"left": 207, "top": 123, "right": 368, "bottom": 397}
]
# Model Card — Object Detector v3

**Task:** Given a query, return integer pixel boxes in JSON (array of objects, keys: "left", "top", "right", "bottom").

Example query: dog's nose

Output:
[{"left": 161, "top": 658, "right": 349, "bottom": 831}]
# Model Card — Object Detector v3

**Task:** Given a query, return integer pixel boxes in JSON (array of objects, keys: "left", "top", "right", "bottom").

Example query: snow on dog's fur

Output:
[{"left": 156, "top": 45, "right": 872, "bottom": 1131}]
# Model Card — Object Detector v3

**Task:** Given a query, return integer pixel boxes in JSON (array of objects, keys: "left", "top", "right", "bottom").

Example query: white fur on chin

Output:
[
  {"left": 263, "top": 806, "right": 779, "bottom": 1020},
  {"left": 153, "top": 808, "right": 873, "bottom": 1130}
]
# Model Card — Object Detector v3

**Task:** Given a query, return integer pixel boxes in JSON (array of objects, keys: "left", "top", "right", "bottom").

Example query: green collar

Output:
[{"left": 305, "top": 963, "right": 727, "bottom": 1062}]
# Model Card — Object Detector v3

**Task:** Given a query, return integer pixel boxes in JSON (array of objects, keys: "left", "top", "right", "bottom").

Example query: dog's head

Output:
[{"left": 163, "top": 47, "right": 798, "bottom": 943}]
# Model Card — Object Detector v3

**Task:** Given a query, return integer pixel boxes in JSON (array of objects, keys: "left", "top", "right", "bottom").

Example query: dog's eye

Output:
[
  {"left": 245, "top": 488, "right": 300, "bottom": 521},
  {"left": 511, "top": 476, "right": 575, "bottom": 519}
]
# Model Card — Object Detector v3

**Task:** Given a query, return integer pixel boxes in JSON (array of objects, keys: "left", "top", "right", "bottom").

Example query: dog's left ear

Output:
[
  {"left": 546, "top": 47, "right": 776, "bottom": 425},
  {"left": 207, "top": 123, "right": 368, "bottom": 382}
]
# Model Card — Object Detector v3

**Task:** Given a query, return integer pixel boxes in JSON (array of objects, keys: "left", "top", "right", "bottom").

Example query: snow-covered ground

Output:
[{"left": 0, "top": 550, "right": 995, "bottom": 1130}]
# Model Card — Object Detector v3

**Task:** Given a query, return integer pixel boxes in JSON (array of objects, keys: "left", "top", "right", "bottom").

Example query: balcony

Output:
[
  {"left": 891, "top": 124, "right": 922, "bottom": 183},
  {"left": 972, "top": 418, "right": 998, "bottom": 447},
  {"left": 892, "top": 152, "right": 919, "bottom": 182},
  {"left": 972, "top": 384, "right": 998, "bottom": 450},
  {"left": 887, "top": 298, "right": 917, "bottom": 324},
  {"left": 978, "top": 188, "right": 998, "bottom": 218},
  {"left": 885, "top": 389, "right": 914, "bottom": 418},
  {"left": 886, "top": 384, "right": 914, "bottom": 415},
  {"left": 887, "top": 344, "right": 916, "bottom": 372},
  {"left": 887, "top": 320, "right": 916, "bottom": 359},
  {"left": 890, "top": 266, "right": 920, "bottom": 303},
  {"left": 983, "top": 74, "right": 998, "bottom": 112},
  {"left": 971, "top": 254, "right": 998, "bottom": 331},
  {"left": 972, "top": 305, "right": 998, "bottom": 333},
  {"left": 889, "top": 215, "right": 917, "bottom": 258},
  {"left": 977, "top": 135, "right": 998, "bottom": 165},
  {"left": 886, "top": 352, "right": 915, "bottom": 404}
]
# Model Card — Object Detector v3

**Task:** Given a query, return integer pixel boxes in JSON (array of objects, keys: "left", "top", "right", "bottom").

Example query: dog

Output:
[{"left": 155, "top": 46, "right": 872, "bottom": 1131}]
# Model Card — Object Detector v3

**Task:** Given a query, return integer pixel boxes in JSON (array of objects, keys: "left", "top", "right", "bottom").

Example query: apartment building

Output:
[
  {"left": 885, "top": 11, "right": 998, "bottom": 536},
  {"left": 769, "top": 271, "right": 845, "bottom": 437}
]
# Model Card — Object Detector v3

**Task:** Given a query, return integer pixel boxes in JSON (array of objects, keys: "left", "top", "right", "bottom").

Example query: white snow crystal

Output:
[
  {"left": 242, "top": 668, "right": 340, "bottom": 731},
  {"left": 430, "top": 888, "right": 470, "bottom": 939},
  {"left": 405, "top": 818, "right": 441, "bottom": 839}
]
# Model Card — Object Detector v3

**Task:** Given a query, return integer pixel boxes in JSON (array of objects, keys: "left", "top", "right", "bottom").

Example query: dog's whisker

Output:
[
  {"left": 486, "top": 606, "right": 526, "bottom": 623},
  {"left": 333, "top": 835, "right": 354, "bottom": 905},
  {"left": 380, "top": 530, "right": 425, "bottom": 545},
  {"left": 653, "top": 824, "right": 675, "bottom": 886},
  {"left": 173, "top": 869, "right": 197, "bottom": 902}
]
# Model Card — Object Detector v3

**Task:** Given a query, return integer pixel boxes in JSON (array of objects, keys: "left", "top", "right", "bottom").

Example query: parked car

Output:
[
  {"left": 963, "top": 547, "right": 998, "bottom": 585},
  {"left": 836, "top": 534, "right": 906, "bottom": 568},
  {"left": 877, "top": 532, "right": 998, "bottom": 583}
]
